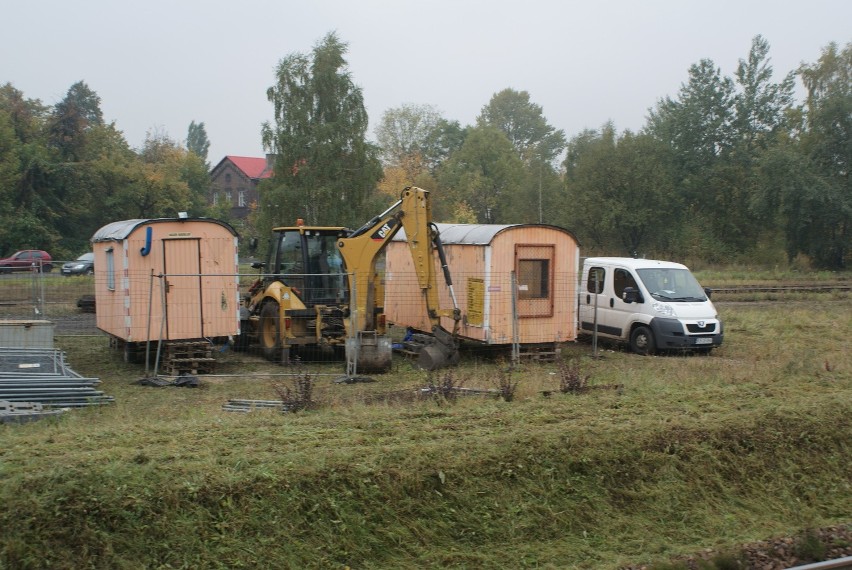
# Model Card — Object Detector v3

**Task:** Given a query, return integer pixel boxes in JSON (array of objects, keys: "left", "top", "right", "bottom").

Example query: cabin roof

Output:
[
  {"left": 393, "top": 223, "right": 578, "bottom": 246},
  {"left": 91, "top": 218, "right": 239, "bottom": 242}
]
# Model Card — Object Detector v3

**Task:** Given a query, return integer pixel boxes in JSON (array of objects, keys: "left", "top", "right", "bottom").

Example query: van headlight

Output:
[{"left": 653, "top": 301, "right": 675, "bottom": 317}]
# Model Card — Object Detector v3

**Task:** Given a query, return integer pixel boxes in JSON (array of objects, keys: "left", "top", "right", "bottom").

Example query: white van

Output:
[{"left": 578, "top": 257, "right": 723, "bottom": 354}]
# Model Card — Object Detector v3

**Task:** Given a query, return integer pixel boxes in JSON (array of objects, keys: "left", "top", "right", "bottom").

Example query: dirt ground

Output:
[{"left": 622, "top": 525, "right": 852, "bottom": 569}]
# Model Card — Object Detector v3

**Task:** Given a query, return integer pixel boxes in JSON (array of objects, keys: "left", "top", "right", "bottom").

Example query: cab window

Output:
[
  {"left": 277, "top": 232, "right": 303, "bottom": 275},
  {"left": 613, "top": 268, "right": 639, "bottom": 299}
]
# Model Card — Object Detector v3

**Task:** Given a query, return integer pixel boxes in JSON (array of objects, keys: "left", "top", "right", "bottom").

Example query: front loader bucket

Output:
[{"left": 346, "top": 334, "right": 392, "bottom": 374}]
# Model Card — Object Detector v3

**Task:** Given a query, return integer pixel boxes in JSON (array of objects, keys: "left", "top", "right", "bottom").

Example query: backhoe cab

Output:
[{"left": 242, "top": 187, "right": 461, "bottom": 374}]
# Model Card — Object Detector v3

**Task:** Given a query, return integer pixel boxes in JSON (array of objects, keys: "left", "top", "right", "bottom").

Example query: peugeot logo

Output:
[{"left": 697, "top": 321, "right": 705, "bottom": 328}]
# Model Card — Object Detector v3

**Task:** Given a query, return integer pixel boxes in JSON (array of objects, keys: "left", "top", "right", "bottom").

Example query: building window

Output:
[
  {"left": 238, "top": 190, "right": 246, "bottom": 207},
  {"left": 225, "top": 191, "right": 232, "bottom": 204},
  {"left": 225, "top": 173, "right": 232, "bottom": 184},
  {"left": 212, "top": 192, "right": 218, "bottom": 205}
]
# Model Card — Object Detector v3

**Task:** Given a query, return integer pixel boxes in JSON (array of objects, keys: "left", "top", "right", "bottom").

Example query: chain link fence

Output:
[
  {"left": 0, "top": 270, "right": 97, "bottom": 334},
  {"left": 0, "top": 267, "right": 579, "bottom": 365}
]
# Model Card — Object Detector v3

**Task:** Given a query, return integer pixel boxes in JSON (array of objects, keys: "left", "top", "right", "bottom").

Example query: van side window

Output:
[
  {"left": 587, "top": 267, "right": 605, "bottom": 294},
  {"left": 613, "top": 268, "right": 639, "bottom": 299}
]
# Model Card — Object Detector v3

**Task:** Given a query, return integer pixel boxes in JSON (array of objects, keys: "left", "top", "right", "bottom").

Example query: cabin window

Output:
[
  {"left": 106, "top": 248, "right": 115, "bottom": 291},
  {"left": 518, "top": 259, "right": 549, "bottom": 299},
  {"left": 515, "top": 244, "right": 554, "bottom": 317}
]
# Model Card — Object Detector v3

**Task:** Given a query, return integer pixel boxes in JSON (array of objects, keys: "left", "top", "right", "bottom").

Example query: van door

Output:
[
  {"left": 579, "top": 263, "right": 643, "bottom": 340},
  {"left": 579, "top": 264, "right": 618, "bottom": 338},
  {"left": 606, "top": 266, "right": 644, "bottom": 339}
]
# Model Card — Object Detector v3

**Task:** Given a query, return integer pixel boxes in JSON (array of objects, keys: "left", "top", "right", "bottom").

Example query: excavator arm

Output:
[{"left": 336, "top": 186, "right": 460, "bottom": 370}]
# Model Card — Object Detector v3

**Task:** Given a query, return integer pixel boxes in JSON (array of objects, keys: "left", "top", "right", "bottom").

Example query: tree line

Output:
[
  {"left": 1, "top": 33, "right": 849, "bottom": 268},
  {"left": 0, "top": 82, "right": 212, "bottom": 258},
  {"left": 259, "top": 33, "right": 850, "bottom": 269}
]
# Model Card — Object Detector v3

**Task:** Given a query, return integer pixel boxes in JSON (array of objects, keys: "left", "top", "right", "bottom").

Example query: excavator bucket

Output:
[
  {"left": 415, "top": 327, "right": 461, "bottom": 371},
  {"left": 346, "top": 333, "right": 392, "bottom": 374},
  {"left": 417, "top": 343, "right": 460, "bottom": 371}
]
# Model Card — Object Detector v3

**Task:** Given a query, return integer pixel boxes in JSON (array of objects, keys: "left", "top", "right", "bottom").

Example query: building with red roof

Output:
[{"left": 209, "top": 155, "right": 274, "bottom": 219}]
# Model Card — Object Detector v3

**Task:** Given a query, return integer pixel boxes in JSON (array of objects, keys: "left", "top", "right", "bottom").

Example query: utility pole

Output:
[{"left": 538, "top": 157, "right": 543, "bottom": 223}]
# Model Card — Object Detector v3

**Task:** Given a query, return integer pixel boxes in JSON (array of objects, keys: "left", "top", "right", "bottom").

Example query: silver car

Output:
[{"left": 62, "top": 252, "right": 95, "bottom": 276}]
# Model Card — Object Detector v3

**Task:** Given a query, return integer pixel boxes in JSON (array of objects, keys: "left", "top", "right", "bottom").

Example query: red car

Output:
[{"left": 0, "top": 250, "right": 53, "bottom": 273}]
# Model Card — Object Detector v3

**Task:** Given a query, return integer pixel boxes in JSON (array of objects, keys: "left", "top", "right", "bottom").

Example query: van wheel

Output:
[
  {"left": 259, "top": 302, "right": 282, "bottom": 361},
  {"left": 630, "top": 326, "right": 655, "bottom": 355}
]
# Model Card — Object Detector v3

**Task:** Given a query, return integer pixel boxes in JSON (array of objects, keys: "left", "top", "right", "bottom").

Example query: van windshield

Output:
[{"left": 636, "top": 268, "right": 707, "bottom": 302}]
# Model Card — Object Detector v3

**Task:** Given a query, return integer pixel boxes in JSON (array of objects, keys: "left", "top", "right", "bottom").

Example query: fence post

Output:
[
  {"left": 153, "top": 273, "right": 167, "bottom": 377},
  {"left": 345, "top": 275, "right": 358, "bottom": 378},
  {"left": 30, "top": 267, "right": 46, "bottom": 317},
  {"left": 511, "top": 271, "right": 520, "bottom": 367},
  {"left": 145, "top": 269, "right": 155, "bottom": 377}
]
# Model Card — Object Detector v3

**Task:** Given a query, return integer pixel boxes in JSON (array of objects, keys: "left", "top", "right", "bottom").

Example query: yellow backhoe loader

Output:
[{"left": 240, "top": 186, "right": 461, "bottom": 373}]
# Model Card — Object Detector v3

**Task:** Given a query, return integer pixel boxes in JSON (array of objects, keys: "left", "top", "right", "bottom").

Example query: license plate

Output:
[{"left": 695, "top": 337, "right": 713, "bottom": 345}]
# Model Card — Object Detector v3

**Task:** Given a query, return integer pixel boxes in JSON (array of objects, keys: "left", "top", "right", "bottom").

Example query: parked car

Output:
[
  {"left": 62, "top": 252, "right": 95, "bottom": 276},
  {"left": 0, "top": 250, "right": 53, "bottom": 273}
]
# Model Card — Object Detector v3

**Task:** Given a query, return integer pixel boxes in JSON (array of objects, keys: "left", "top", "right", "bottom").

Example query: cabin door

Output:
[{"left": 162, "top": 238, "right": 203, "bottom": 339}]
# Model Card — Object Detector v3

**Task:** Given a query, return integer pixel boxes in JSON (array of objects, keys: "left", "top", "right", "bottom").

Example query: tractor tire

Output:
[
  {"left": 629, "top": 325, "right": 655, "bottom": 356},
  {"left": 259, "top": 302, "right": 282, "bottom": 362}
]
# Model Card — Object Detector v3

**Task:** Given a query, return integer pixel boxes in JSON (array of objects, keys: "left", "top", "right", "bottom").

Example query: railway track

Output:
[{"left": 711, "top": 282, "right": 851, "bottom": 295}]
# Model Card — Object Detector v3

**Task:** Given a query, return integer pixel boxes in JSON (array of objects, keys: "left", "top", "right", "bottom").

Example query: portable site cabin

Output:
[
  {"left": 385, "top": 223, "right": 580, "bottom": 348},
  {"left": 91, "top": 218, "right": 240, "bottom": 349}
]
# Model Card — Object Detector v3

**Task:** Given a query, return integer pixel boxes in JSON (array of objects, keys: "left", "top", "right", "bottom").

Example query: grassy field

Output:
[{"left": 0, "top": 297, "right": 850, "bottom": 569}]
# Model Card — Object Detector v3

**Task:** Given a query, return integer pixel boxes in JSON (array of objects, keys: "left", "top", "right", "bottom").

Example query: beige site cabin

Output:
[
  {"left": 385, "top": 223, "right": 580, "bottom": 347},
  {"left": 91, "top": 218, "right": 240, "bottom": 351}
]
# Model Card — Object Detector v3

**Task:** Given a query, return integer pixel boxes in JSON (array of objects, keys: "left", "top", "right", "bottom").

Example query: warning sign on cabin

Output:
[{"left": 467, "top": 278, "right": 484, "bottom": 327}]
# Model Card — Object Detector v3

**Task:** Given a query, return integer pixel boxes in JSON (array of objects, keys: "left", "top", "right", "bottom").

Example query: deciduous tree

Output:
[
  {"left": 477, "top": 88, "right": 565, "bottom": 163},
  {"left": 260, "top": 32, "right": 382, "bottom": 231},
  {"left": 49, "top": 81, "right": 103, "bottom": 161},
  {"left": 792, "top": 42, "right": 851, "bottom": 268},
  {"left": 437, "top": 126, "right": 524, "bottom": 223},
  {"left": 186, "top": 120, "right": 210, "bottom": 165},
  {"left": 564, "top": 125, "right": 676, "bottom": 256}
]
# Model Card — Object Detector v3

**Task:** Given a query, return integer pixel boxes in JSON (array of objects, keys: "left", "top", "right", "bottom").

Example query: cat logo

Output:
[{"left": 370, "top": 219, "right": 398, "bottom": 241}]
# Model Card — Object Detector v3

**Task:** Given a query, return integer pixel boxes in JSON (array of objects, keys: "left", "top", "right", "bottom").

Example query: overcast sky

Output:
[{"left": 4, "top": 1, "right": 850, "bottom": 164}]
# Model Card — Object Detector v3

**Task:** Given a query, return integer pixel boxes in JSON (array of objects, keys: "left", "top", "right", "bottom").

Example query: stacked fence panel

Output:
[{"left": 0, "top": 347, "right": 112, "bottom": 408}]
